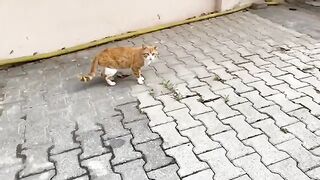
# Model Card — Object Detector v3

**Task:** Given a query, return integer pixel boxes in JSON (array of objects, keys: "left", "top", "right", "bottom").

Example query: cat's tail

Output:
[{"left": 80, "top": 57, "right": 98, "bottom": 82}]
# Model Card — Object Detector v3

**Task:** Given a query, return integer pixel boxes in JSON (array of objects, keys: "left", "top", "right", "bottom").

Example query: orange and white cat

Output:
[{"left": 80, "top": 45, "right": 158, "bottom": 85}]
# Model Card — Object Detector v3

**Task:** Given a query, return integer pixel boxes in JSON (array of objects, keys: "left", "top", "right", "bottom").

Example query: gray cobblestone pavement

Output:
[{"left": 1, "top": 10, "right": 320, "bottom": 180}]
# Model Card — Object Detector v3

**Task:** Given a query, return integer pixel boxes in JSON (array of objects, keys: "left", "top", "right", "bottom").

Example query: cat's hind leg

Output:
[{"left": 104, "top": 68, "right": 117, "bottom": 86}]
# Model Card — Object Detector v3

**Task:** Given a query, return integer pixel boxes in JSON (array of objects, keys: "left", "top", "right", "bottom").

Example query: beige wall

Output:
[{"left": 0, "top": 0, "right": 256, "bottom": 61}]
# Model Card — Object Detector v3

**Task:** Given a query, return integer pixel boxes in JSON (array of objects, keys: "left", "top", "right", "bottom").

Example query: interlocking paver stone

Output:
[
  {"left": 182, "top": 169, "right": 214, "bottom": 180},
  {"left": 252, "top": 118, "right": 295, "bottom": 145},
  {"left": 306, "top": 167, "right": 320, "bottom": 180},
  {"left": 101, "top": 115, "right": 130, "bottom": 140},
  {"left": 283, "top": 66, "right": 311, "bottom": 79},
  {"left": 191, "top": 85, "right": 220, "bottom": 101},
  {"left": 262, "top": 64, "right": 287, "bottom": 77},
  {"left": 298, "top": 86, "right": 320, "bottom": 103},
  {"left": 114, "top": 159, "right": 149, "bottom": 180},
  {"left": 268, "top": 158, "right": 311, "bottom": 180},
  {"left": 233, "top": 153, "right": 283, "bottom": 180},
  {"left": 167, "top": 108, "right": 201, "bottom": 130},
  {"left": 254, "top": 72, "right": 284, "bottom": 86},
  {"left": 199, "top": 148, "right": 245, "bottom": 179},
  {"left": 277, "top": 74, "right": 308, "bottom": 89},
  {"left": 212, "top": 130, "right": 254, "bottom": 160},
  {"left": 223, "top": 115, "right": 262, "bottom": 140},
  {"left": 105, "top": 134, "right": 141, "bottom": 165},
  {"left": 247, "top": 81, "right": 279, "bottom": 97},
  {"left": 157, "top": 94, "right": 186, "bottom": 112},
  {"left": 289, "top": 108, "right": 320, "bottom": 132},
  {"left": 205, "top": 98, "right": 240, "bottom": 119},
  {"left": 232, "top": 102, "right": 268, "bottom": 123},
  {"left": 165, "top": 143, "right": 208, "bottom": 177},
  {"left": 124, "top": 119, "right": 159, "bottom": 145},
  {"left": 239, "top": 62, "right": 265, "bottom": 74},
  {"left": 135, "top": 91, "right": 161, "bottom": 109},
  {"left": 293, "top": 96, "right": 320, "bottom": 116},
  {"left": 244, "top": 135, "right": 289, "bottom": 165},
  {"left": 180, "top": 96, "right": 211, "bottom": 115},
  {"left": 272, "top": 83, "right": 304, "bottom": 100},
  {"left": 142, "top": 105, "right": 174, "bottom": 127},
  {"left": 286, "top": 122, "right": 320, "bottom": 149},
  {"left": 266, "top": 93, "right": 301, "bottom": 112},
  {"left": 214, "top": 88, "right": 247, "bottom": 106},
  {"left": 302, "top": 76, "right": 320, "bottom": 91},
  {"left": 260, "top": 105, "right": 298, "bottom": 127},
  {"left": 241, "top": 91, "right": 274, "bottom": 109},
  {"left": 77, "top": 130, "right": 108, "bottom": 160},
  {"left": 181, "top": 126, "right": 220, "bottom": 154},
  {"left": 116, "top": 102, "right": 147, "bottom": 123},
  {"left": 277, "top": 138, "right": 320, "bottom": 171},
  {"left": 147, "top": 164, "right": 180, "bottom": 180},
  {"left": 152, "top": 121, "right": 189, "bottom": 149},
  {"left": 225, "top": 78, "right": 254, "bottom": 94},
  {"left": 51, "top": 149, "right": 86, "bottom": 180},
  {"left": 195, "top": 111, "right": 231, "bottom": 135},
  {"left": 82, "top": 153, "right": 121, "bottom": 180},
  {"left": 135, "top": 139, "right": 173, "bottom": 171}
]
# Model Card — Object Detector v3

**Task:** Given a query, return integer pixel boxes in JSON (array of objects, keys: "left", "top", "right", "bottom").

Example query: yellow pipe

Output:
[{"left": 0, "top": 1, "right": 280, "bottom": 67}]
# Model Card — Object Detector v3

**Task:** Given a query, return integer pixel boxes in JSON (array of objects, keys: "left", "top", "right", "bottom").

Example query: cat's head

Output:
[{"left": 142, "top": 45, "right": 159, "bottom": 65}]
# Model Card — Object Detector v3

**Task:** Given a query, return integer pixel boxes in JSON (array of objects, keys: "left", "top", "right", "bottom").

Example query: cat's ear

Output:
[{"left": 154, "top": 46, "right": 158, "bottom": 50}]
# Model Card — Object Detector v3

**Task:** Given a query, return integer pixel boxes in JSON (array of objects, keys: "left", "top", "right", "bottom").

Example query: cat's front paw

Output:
[
  {"left": 140, "top": 76, "right": 145, "bottom": 81},
  {"left": 137, "top": 77, "right": 144, "bottom": 85},
  {"left": 106, "top": 79, "right": 116, "bottom": 86}
]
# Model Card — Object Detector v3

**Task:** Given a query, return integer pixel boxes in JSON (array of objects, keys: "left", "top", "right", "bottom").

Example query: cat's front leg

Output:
[{"left": 132, "top": 67, "right": 144, "bottom": 85}]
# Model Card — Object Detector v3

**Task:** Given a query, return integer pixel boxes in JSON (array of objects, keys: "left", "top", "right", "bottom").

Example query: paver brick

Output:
[
  {"left": 152, "top": 121, "right": 189, "bottom": 149},
  {"left": 116, "top": 102, "right": 147, "bottom": 123},
  {"left": 277, "top": 74, "right": 308, "bottom": 89},
  {"left": 77, "top": 130, "right": 108, "bottom": 160},
  {"left": 182, "top": 169, "right": 214, "bottom": 180},
  {"left": 20, "top": 144, "right": 54, "bottom": 177},
  {"left": 293, "top": 96, "right": 320, "bottom": 116},
  {"left": 195, "top": 111, "right": 231, "bottom": 135},
  {"left": 301, "top": 76, "right": 320, "bottom": 91},
  {"left": 247, "top": 81, "right": 279, "bottom": 97},
  {"left": 205, "top": 98, "right": 240, "bottom": 119},
  {"left": 272, "top": 83, "right": 304, "bottom": 100},
  {"left": 232, "top": 102, "right": 268, "bottom": 123},
  {"left": 252, "top": 118, "right": 295, "bottom": 145},
  {"left": 241, "top": 91, "right": 274, "bottom": 109},
  {"left": 232, "top": 175, "right": 252, "bottom": 180},
  {"left": 180, "top": 96, "right": 211, "bottom": 115},
  {"left": 266, "top": 93, "right": 301, "bottom": 112},
  {"left": 174, "top": 83, "right": 196, "bottom": 97},
  {"left": 262, "top": 64, "right": 288, "bottom": 77},
  {"left": 219, "top": 61, "right": 243, "bottom": 72},
  {"left": 233, "top": 153, "right": 283, "bottom": 180},
  {"left": 245, "top": 55, "right": 270, "bottom": 66},
  {"left": 265, "top": 56, "right": 291, "bottom": 68},
  {"left": 147, "top": 164, "right": 180, "bottom": 180},
  {"left": 114, "top": 159, "right": 149, "bottom": 180},
  {"left": 51, "top": 149, "right": 86, "bottom": 180},
  {"left": 105, "top": 134, "right": 141, "bottom": 165},
  {"left": 289, "top": 108, "right": 320, "bottom": 132},
  {"left": 101, "top": 115, "right": 130, "bottom": 140},
  {"left": 201, "top": 77, "right": 230, "bottom": 91},
  {"left": 287, "top": 58, "right": 314, "bottom": 71},
  {"left": 180, "top": 74, "right": 206, "bottom": 88},
  {"left": 244, "top": 135, "right": 289, "bottom": 165},
  {"left": 189, "top": 66, "right": 211, "bottom": 79},
  {"left": 135, "top": 91, "right": 161, "bottom": 109},
  {"left": 225, "top": 53, "right": 249, "bottom": 64},
  {"left": 254, "top": 72, "right": 284, "bottom": 86},
  {"left": 142, "top": 105, "right": 174, "bottom": 127},
  {"left": 167, "top": 108, "right": 201, "bottom": 130},
  {"left": 157, "top": 94, "right": 186, "bottom": 112},
  {"left": 225, "top": 78, "right": 254, "bottom": 94},
  {"left": 214, "top": 88, "right": 247, "bottom": 106},
  {"left": 82, "top": 153, "right": 121, "bottom": 180},
  {"left": 190, "top": 85, "right": 220, "bottom": 101},
  {"left": 306, "top": 167, "right": 320, "bottom": 180},
  {"left": 200, "top": 59, "right": 223, "bottom": 70},
  {"left": 268, "top": 158, "right": 310, "bottom": 180},
  {"left": 212, "top": 130, "right": 254, "bottom": 160},
  {"left": 239, "top": 62, "right": 265, "bottom": 74},
  {"left": 181, "top": 126, "right": 220, "bottom": 154},
  {"left": 199, "top": 148, "right": 245, "bottom": 179},
  {"left": 260, "top": 105, "right": 298, "bottom": 127},
  {"left": 212, "top": 68, "right": 235, "bottom": 80},
  {"left": 223, "top": 115, "right": 262, "bottom": 140},
  {"left": 165, "top": 143, "right": 208, "bottom": 177},
  {"left": 298, "top": 86, "right": 320, "bottom": 103},
  {"left": 135, "top": 139, "right": 173, "bottom": 171},
  {"left": 286, "top": 122, "right": 320, "bottom": 149},
  {"left": 283, "top": 66, "right": 311, "bottom": 79},
  {"left": 277, "top": 138, "right": 320, "bottom": 171},
  {"left": 124, "top": 119, "right": 159, "bottom": 145}
]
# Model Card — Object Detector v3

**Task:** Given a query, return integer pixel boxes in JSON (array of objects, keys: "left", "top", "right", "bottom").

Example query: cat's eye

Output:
[{"left": 152, "top": 53, "right": 155, "bottom": 56}]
